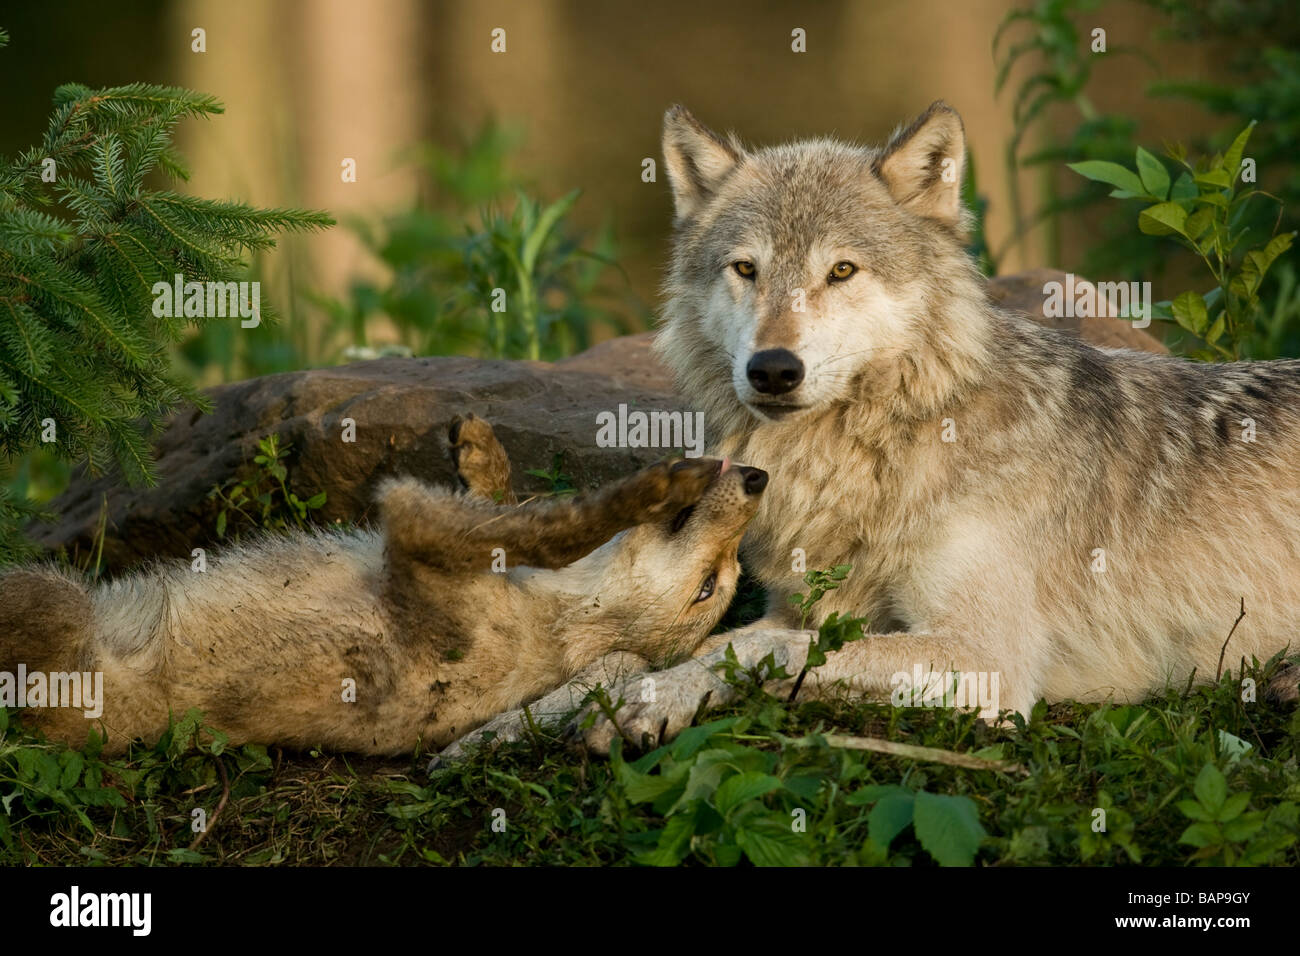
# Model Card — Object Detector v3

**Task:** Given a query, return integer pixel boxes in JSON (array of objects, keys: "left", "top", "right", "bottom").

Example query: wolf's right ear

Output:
[
  {"left": 663, "top": 105, "right": 742, "bottom": 222},
  {"left": 874, "top": 101, "right": 968, "bottom": 231}
]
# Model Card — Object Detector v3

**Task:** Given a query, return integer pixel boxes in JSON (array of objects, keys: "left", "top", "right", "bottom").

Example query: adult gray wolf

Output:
[
  {"left": 576, "top": 101, "right": 1300, "bottom": 752},
  {"left": 0, "top": 415, "right": 767, "bottom": 755}
]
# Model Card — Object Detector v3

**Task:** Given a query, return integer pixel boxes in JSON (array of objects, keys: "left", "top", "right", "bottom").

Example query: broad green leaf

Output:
[
  {"left": 1184, "top": 207, "right": 1214, "bottom": 241},
  {"left": 1169, "top": 171, "right": 1197, "bottom": 201},
  {"left": 1135, "top": 147, "right": 1170, "bottom": 200},
  {"left": 1176, "top": 799, "right": 1212, "bottom": 822},
  {"left": 58, "top": 750, "right": 84, "bottom": 789},
  {"left": 1193, "top": 763, "right": 1227, "bottom": 813},
  {"left": 1194, "top": 168, "right": 1232, "bottom": 189},
  {"left": 713, "top": 772, "right": 781, "bottom": 816},
  {"left": 669, "top": 716, "right": 740, "bottom": 760},
  {"left": 1237, "top": 233, "right": 1295, "bottom": 299},
  {"left": 912, "top": 791, "right": 985, "bottom": 867},
  {"left": 1170, "top": 290, "right": 1207, "bottom": 334},
  {"left": 1223, "top": 122, "right": 1255, "bottom": 183},
  {"left": 1222, "top": 815, "right": 1266, "bottom": 842},
  {"left": 615, "top": 757, "right": 682, "bottom": 805},
  {"left": 670, "top": 749, "right": 738, "bottom": 811},
  {"left": 1217, "top": 792, "right": 1251, "bottom": 822},
  {"left": 735, "top": 816, "right": 810, "bottom": 866},
  {"left": 1138, "top": 202, "right": 1188, "bottom": 237},
  {"left": 638, "top": 813, "right": 695, "bottom": 866},
  {"left": 868, "top": 793, "right": 916, "bottom": 849},
  {"left": 1178, "top": 822, "right": 1219, "bottom": 848},
  {"left": 1067, "top": 160, "right": 1147, "bottom": 196}
]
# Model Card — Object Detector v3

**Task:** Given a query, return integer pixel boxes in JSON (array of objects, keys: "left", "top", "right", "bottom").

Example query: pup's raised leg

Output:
[
  {"left": 382, "top": 456, "right": 721, "bottom": 573},
  {"left": 449, "top": 413, "right": 517, "bottom": 504}
]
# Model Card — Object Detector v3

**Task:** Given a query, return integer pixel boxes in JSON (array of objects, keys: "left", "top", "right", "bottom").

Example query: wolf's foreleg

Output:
[
  {"left": 574, "top": 622, "right": 1043, "bottom": 753},
  {"left": 796, "top": 630, "right": 1041, "bottom": 719},
  {"left": 573, "top": 628, "right": 814, "bottom": 753},
  {"left": 432, "top": 650, "right": 649, "bottom": 766}
]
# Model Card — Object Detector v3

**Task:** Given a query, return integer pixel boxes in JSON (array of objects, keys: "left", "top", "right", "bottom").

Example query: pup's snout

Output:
[
  {"left": 738, "top": 466, "right": 768, "bottom": 495},
  {"left": 746, "top": 349, "right": 805, "bottom": 395}
]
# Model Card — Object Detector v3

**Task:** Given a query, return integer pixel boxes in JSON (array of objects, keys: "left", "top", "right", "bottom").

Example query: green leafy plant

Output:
[
  {"left": 0, "top": 33, "right": 332, "bottom": 562},
  {"left": 208, "top": 434, "right": 326, "bottom": 539},
  {"left": 522, "top": 451, "right": 576, "bottom": 496},
  {"left": 787, "top": 564, "right": 852, "bottom": 629},
  {"left": 782, "top": 564, "right": 869, "bottom": 700},
  {"left": 993, "top": 0, "right": 1153, "bottom": 266},
  {"left": 320, "top": 122, "right": 637, "bottom": 362},
  {"left": 1069, "top": 123, "right": 1294, "bottom": 359},
  {"left": 848, "top": 783, "right": 988, "bottom": 866},
  {"left": 1176, "top": 761, "right": 1297, "bottom": 864}
]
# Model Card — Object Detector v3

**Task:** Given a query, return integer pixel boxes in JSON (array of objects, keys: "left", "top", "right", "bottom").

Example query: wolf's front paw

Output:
[
  {"left": 566, "top": 664, "right": 721, "bottom": 755},
  {"left": 449, "top": 413, "right": 514, "bottom": 501}
]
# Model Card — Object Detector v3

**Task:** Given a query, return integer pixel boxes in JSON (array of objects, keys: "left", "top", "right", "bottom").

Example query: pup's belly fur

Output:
[{"left": 24, "top": 530, "right": 562, "bottom": 754}]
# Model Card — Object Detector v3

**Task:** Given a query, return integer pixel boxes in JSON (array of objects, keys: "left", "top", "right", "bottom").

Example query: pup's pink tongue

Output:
[{"left": 720, "top": 457, "right": 731, "bottom": 473}]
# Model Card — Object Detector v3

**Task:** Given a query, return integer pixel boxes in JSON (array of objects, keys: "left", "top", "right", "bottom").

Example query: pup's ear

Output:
[
  {"left": 663, "top": 105, "right": 742, "bottom": 222},
  {"left": 874, "top": 101, "right": 967, "bottom": 229}
]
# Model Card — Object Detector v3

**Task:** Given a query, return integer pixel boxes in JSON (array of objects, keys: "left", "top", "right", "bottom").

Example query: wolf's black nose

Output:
[
  {"left": 747, "top": 349, "right": 804, "bottom": 395},
  {"left": 739, "top": 466, "right": 768, "bottom": 495}
]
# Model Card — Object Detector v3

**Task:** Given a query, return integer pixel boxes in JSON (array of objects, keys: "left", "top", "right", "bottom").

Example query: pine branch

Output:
[{"left": 0, "top": 69, "right": 335, "bottom": 563}]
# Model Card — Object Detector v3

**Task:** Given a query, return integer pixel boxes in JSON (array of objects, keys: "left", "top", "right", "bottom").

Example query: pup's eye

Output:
[
  {"left": 733, "top": 260, "right": 756, "bottom": 279},
  {"left": 828, "top": 261, "right": 857, "bottom": 282},
  {"left": 694, "top": 572, "right": 717, "bottom": 603},
  {"left": 670, "top": 505, "right": 695, "bottom": 534}
]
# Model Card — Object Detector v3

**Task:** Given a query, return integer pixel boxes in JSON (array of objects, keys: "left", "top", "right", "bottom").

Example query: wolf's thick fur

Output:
[
  {"left": 615, "top": 101, "right": 1300, "bottom": 733},
  {"left": 1, "top": 415, "right": 766, "bottom": 754}
]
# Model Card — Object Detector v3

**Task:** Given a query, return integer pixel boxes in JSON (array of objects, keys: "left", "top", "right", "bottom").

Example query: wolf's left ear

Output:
[
  {"left": 663, "top": 105, "right": 743, "bottom": 222},
  {"left": 874, "top": 101, "right": 967, "bottom": 230}
]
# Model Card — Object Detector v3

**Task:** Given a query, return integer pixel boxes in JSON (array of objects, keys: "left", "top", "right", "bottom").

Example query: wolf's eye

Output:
[
  {"left": 828, "top": 261, "right": 857, "bottom": 282},
  {"left": 694, "top": 572, "right": 717, "bottom": 603},
  {"left": 733, "top": 260, "right": 756, "bottom": 279}
]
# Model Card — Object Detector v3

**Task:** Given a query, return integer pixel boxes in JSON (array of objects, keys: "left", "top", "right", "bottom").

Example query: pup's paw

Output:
[
  {"left": 449, "top": 413, "right": 513, "bottom": 500},
  {"left": 620, "top": 457, "right": 721, "bottom": 523}
]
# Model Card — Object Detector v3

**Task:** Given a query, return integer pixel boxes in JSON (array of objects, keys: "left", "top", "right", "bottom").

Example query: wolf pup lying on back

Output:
[
  {"left": 577, "top": 101, "right": 1300, "bottom": 751},
  {"left": 0, "top": 415, "right": 768, "bottom": 755}
]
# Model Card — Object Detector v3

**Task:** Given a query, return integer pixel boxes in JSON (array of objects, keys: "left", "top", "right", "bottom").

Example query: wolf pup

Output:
[
  {"left": 0, "top": 415, "right": 768, "bottom": 755},
  {"left": 578, "top": 101, "right": 1300, "bottom": 751}
]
